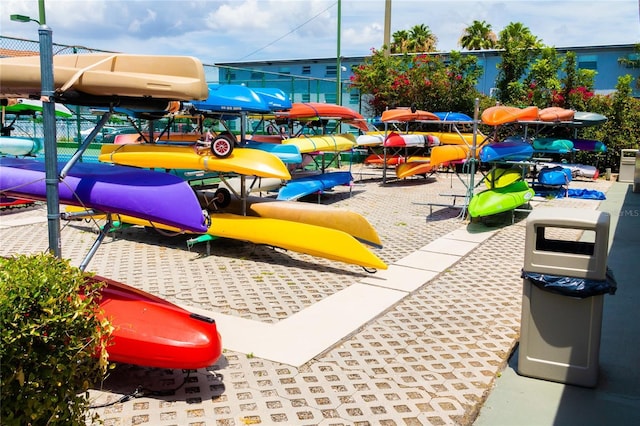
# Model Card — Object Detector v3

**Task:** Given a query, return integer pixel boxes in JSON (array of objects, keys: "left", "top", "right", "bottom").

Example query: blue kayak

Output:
[
  {"left": 277, "top": 171, "right": 353, "bottom": 201},
  {"left": 537, "top": 165, "right": 572, "bottom": 186},
  {"left": 191, "top": 84, "right": 271, "bottom": 115},
  {"left": 244, "top": 141, "right": 302, "bottom": 164},
  {"left": 251, "top": 87, "right": 292, "bottom": 112},
  {"left": 480, "top": 139, "right": 534, "bottom": 163},
  {"left": 434, "top": 112, "right": 473, "bottom": 122}
]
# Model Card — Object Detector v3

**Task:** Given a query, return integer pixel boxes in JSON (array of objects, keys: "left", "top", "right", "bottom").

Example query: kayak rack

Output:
[
  {"left": 60, "top": 208, "right": 114, "bottom": 272},
  {"left": 415, "top": 99, "right": 483, "bottom": 219}
]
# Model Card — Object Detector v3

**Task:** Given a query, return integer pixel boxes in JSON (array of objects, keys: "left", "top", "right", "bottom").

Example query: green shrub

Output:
[{"left": 0, "top": 253, "right": 112, "bottom": 425}]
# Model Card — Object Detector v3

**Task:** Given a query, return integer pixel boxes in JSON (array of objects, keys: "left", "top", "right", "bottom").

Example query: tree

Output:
[
  {"left": 408, "top": 24, "right": 438, "bottom": 53},
  {"left": 497, "top": 22, "right": 541, "bottom": 49},
  {"left": 562, "top": 51, "right": 596, "bottom": 111},
  {"left": 390, "top": 24, "right": 437, "bottom": 54},
  {"left": 390, "top": 30, "right": 410, "bottom": 54},
  {"left": 459, "top": 20, "right": 497, "bottom": 50},
  {"left": 617, "top": 43, "right": 640, "bottom": 89},
  {"left": 494, "top": 22, "right": 542, "bottom": 104},
  {"left": 349, "top": 49, "right": 482, "bottom": 116},
  {"left": 524, "top": 47, "right": 564, "bottom": 107}
]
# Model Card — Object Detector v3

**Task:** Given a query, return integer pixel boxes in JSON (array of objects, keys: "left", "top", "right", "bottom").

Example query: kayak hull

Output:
[
  {"left": 1, "top": 157, "right": 208, "bottom": 233},
  {"left": 468, "top": 180, "right": 534, "bottom": 218}
]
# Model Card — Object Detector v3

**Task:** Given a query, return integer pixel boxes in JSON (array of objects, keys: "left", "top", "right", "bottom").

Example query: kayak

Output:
[
  {"left": 537, "top": 165, "right": 572, "bottom": 186},
  {"left": 481, "top": 106, "right": 539, "bottom": 126},
  {"left": 0, "top": 136, "right": 43, "bottom": 156},
  {"left": 468, "top": 180, "right": 535, "bottom": 218},
  {"left": 93, "top": 275, "right": 222, "bottom": 369},
  {"left": 532, "top": 138, "right": 574, "bottom": 154},
  {"left": 483, "top": 167, "right": 523, "bottom": 189},
  {"left": 538, "top": 107, "right": 575, "bottom": 122},
  {"left": 380, "top": 108, "right": 440, "bottom": 123},
  {"left": 479, "top": 140, "right": 534, "bottom": 162},
  {"left": 571, "top": 138, "right": 607, "bottom": 153},
  {"left": 1, "top": 157, "right": 209, "bottom": 233}
]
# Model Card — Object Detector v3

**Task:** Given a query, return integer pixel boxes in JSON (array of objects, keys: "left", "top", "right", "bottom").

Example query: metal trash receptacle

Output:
[
  {"left": 518, "top": 207, "right": 613, "bottom": 387},
  {"left": 619, "top": 149, "right": 637, "bottom": 182}
]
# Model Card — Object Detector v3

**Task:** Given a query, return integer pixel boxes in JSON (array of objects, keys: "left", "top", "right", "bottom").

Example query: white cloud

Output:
[{"left": 1, "top": 0, "right": 637, "bottom": 62}]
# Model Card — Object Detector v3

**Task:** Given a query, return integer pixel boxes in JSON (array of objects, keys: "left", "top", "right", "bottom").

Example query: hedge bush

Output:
[{"left": 0, "top": 253, "right": 112, "bottom": 425}]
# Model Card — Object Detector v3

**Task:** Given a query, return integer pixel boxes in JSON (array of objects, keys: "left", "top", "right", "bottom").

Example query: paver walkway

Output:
[{"left": 0, "top": 168, "right": 612, "bottom": 425}]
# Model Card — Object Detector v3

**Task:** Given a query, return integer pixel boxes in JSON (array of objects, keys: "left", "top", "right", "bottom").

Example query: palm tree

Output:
[
  {"left": 390, "top": 30, "right": 410, "bottom": 54},
  {"left": 389, "top": 25, "right": 437, "bottom": 54},
  {"left": 497, "top": 22, "right": 541, "bottom": 49},
  {"left": 408, "top": 24, "right": 438, "bottom": 52},
  {"left": 459, "top": 20, "right": 497, "bottom": 50}
]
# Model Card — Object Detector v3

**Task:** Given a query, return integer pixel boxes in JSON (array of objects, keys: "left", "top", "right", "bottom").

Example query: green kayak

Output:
[{"left": 468, "top": 180, "right": 534, "bottom": 218}]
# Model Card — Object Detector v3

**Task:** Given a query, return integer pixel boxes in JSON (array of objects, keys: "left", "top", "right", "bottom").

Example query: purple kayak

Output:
[
  {"left": 0, "top": 157, "right": 208, "bottom": 233},
  {"left": 571, "top": 138, "right": 607, "bottom": 153}
]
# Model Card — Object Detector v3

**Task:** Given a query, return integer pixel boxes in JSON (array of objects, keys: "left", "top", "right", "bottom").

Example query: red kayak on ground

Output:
[{"left": 92, "top": 275, "right": 222, "bottom": 369}]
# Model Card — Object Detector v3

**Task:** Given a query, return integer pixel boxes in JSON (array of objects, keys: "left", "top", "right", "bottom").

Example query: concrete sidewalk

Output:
[{"left": 475, "top": 182, "right": 640, "bottom": 426}]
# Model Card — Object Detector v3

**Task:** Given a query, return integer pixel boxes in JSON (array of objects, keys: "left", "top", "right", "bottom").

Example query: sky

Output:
[{"left": 2, "top": 0, "right": 639, "bottom": 65}]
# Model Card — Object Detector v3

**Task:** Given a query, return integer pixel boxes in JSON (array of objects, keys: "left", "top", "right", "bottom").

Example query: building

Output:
[{"left": 216, "top": 44, "right": 640, "bottom": 116}]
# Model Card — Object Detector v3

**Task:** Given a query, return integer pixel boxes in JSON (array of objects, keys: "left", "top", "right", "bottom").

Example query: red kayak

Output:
[
  {"left": 91, "top": 275, "right": 222, "bottom": 369},
  {"left": 0, "top": 195, "right": 35, "bottom": 208}
]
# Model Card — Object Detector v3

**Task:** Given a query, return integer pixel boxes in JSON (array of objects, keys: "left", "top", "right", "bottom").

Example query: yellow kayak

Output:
[
  {"left": 429, "top": 131, "right": 484, "bottom": 145},
  {"left": 225, "top": 196, "right": 382, "bottom": 248},
  {"left": 483, "top": 167, "right": 524, "bottom": 189},
  {"left": 99, "top": 143, "right": 291, "bottom": 180},
  {"left": 282, "top": 133, "right": 356, "bottom": 153},
  {"left": 64, "top": 206, "right": 387, "bottom": 270}
]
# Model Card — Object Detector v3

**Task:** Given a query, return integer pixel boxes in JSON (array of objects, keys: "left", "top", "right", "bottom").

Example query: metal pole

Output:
[
  {"left": 38, "top": 13, "right": 61, "bottom": 256},
  {"left": 336, "top": 0, "right": 341, "bottom": 105},
  {"left": 384, "top": 0, "right": 392, "bottom": 56}
]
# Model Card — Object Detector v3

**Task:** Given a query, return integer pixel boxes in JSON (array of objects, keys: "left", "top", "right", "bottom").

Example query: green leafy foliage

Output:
[
  {"left": 349, "top": 48, "right": 484, "bottom": 117},
  {"left": 0, "top": 253, "right": 111, "bottom": 425}
]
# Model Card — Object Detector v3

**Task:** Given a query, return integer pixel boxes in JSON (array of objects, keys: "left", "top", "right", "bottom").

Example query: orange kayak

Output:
[
  {"left": 365, "top": 154, "right": 405, "bottom": 165},
  {"left": 381, "top": 108, "right": 440, "bottom": 123},
  {"left": 275, "top": 102, "right": 368, "bottom": 131},
  {"left": 430, "top": 144, "right": 470, "bottom": 167},
  {"left": 481, "top": 106, "right": 539, "bottom": 126},
  {"left": 395, "top": 158, "right": 435, "bottom": 179},
  {"left": 538, "top": 107, "right": 575, "bottom": 122}
]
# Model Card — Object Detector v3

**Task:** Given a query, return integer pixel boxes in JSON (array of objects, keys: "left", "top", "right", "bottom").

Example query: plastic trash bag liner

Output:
[{"left": 521, "top": 267, "right": 617, "bottom": 298}]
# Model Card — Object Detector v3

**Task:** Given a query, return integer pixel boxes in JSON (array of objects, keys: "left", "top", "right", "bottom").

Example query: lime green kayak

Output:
[{"left": 468, "top": 180, "right": 534, "bottom": 218}]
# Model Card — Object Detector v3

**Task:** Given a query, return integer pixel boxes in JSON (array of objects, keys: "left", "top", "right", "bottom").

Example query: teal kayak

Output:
[
  {"left": 532, "top": 138, "right": 574, "bottom": 154},
  {"left": 468, "top": 180, "right": 534, "bottom": 218},
  {"left": 0, "top": 136, "right": 43, "bottom": 156}
]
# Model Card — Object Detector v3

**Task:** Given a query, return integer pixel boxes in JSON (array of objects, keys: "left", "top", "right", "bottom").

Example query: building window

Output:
[
  {"left": 301, "top": 93, "right": 311, "bottom": 102},
  {"left": 251, "top": 71, "right": 263, "bottom": 80},
  {"left": 349, "top": 92, "right": 360, "bottom": 103},
  {"left": 578, "top": 55, "right": 598, "bottom": 70},
  {"left": 302, "top": 65, "right": 311, "bottom": 75},
  {"left": 325, "top": 65, "right": 337, "bottom": 77},
  {"left": 325, "top": 93, "right": 337, "bottom": 103},
  {"left": 278, "top": 67, "right": 291, "bottom": 79}
]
